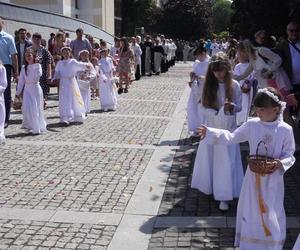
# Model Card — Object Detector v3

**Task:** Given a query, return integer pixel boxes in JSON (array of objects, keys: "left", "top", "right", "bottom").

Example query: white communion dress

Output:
[
  {"left": 203, "top": 118, "right": 295, "bottom": 250},
  {"left": 16, "top": 64, "right": 47, "bottom": 134}
]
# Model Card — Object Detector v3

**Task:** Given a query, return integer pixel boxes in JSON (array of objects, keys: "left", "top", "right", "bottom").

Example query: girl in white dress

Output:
[
  {"left": 15, "top": 50, "right": 47, "bottom": 134},
  {"left": 99, "top": 48, "right": 118, "bottom": 111},
  {"left": 187, "top": 46, "right": 209, "bottom": 134},
  {"left": 0, "top": 64, "right": 7, "bottom": 144},
  {"left": 234, "top": 45, "right": 255, "bottom": 125},
  {"left": 191, "top": 52, "right": 244, "bottom": 211},
  {"left": 234, "top": 40, "right": 291, "bottom": 94},
  {"left": 52, "top": 47, "right": 91, "bottom": 125},
  {"left": 77, "top": 50, "right": 96, "bottom": 113},
  {"left": 198, "top": 87, "right": 295, "bottom": 250}
]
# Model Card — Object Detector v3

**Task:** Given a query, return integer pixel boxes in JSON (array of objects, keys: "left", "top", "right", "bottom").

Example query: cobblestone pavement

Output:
[
  {"left": 0, "top": 63, "right": 190, "bottom": 249},
  {"left": 148, "top": 228, "right": 299, "bottom": 250},
  {"left": 0, "top": 219, "right": 116, "bottom": 250}
]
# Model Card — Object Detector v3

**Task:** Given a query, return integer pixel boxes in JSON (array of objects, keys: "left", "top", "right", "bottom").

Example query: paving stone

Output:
[{"left": 0, "top": 220, "right": 116, "bottom": 249}]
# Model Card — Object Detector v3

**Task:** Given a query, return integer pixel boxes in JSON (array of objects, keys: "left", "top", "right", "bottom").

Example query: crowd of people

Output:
[
  {"left": 0, "top": 16, "right": 178, "bottom": 141},
  {"left": 187, "top": 21, "right": 300, "bottom": 250}
]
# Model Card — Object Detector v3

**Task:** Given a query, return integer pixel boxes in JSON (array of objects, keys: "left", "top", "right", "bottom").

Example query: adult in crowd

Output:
[
  {"left": 118, "top": 37, "right": 134, "bottom": 93},
  {"left": 16, "top": 28, "right": 32, "bottom": 73},
  {"left": 29, "top": 32, "right": 52, "bottom": 108},
  {"left": 253, "top": 29, "right": 267, "bottom": 47},
  {"left": 136, "top": 36, "right": 146, "bottom": 76},
  {"left": 131, "top": 37, "right": 142, "bottom": 80},
  {"left": 160, "top": 35, "right": 169, "bottom": 73},
  {"left": 52, "top": 32, "right": 66, "bottom": 56},
  {"left": 0, "top": 17, "right": 18, "bottom": 128},
  {"left": 65, "top": 32, "right": 71, "bottom": 46},
  {"left": 70, "top": 28, "right": 92, "bottom": 60},
  {"left": 183, "top": 41, "right": 191, "bottom": 63},
  {"left": 26, "top": 31, "right": 32, "bottom": 42},
  {"left": 144, "top": 35, "right": 153, "bottom": 76},
  {"left": 110, "top": 37, "right": 120, "bottom": 58},
  {"left": 48, "top": 32, "right": 55, "bottom": 55},
  {"left": 278, "top": 22, "right": 300, "bottom": 107},
  {"left": 152, "top": 38, "right": 164, "bottom": 75}
]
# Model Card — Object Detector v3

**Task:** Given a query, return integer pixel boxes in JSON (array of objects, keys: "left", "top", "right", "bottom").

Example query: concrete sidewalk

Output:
[{"left": 0, "top": 62, "right": 299, "bottom": 250}]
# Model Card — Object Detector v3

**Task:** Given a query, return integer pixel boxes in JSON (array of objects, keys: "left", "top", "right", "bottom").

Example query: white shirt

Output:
[
  {"left": 131, "top": 44, "right": 142, "bottom": 65},
  {"left": 289, "top": 41, "right": 300, "bottom": 84}
]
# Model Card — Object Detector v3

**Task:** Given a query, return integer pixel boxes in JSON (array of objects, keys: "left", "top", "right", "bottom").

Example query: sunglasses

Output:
[{"left": 288, "top": 29, "right": 299, "bottom": 33}]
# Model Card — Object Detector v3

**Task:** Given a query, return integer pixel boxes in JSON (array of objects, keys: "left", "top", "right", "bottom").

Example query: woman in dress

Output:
[{"left": 118, "top": 37, "right": 134, "bottom": 93}]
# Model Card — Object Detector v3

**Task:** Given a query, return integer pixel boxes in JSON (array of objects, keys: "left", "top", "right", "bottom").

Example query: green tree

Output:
[
  {"left": 230, "top": 0, "right": 291, "bottom": 38},
  {"left": 212, "top": 0, "right": 233, "bottom": 33},
  {"left": 121, "top": 0, "right": 158, "bottom": 36},
  {"left": 154, "top": 0, "right": 213, "bottom": 40}
]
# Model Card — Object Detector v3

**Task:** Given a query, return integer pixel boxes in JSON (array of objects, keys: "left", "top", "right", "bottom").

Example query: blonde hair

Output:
[
  {"left": 202, "top": 52, "right": 233, "bottom": 110},
  {"left": 237, "top": 39, "right": 256, "bottom": 58}
]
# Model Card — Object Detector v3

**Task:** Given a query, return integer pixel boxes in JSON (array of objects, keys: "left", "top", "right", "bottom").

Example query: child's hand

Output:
[
  {"left": 224, "top": 102, "right": 234, "bottom": 114},
  {"left": 197, "top": 125, "right": 207, "bottom": 140},
  {"left": 266, "top": 159, "right": 282, "bottom": 173}
]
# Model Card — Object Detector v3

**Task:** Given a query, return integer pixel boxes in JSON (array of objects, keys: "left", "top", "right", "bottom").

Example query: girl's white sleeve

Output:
[
  {"left": 73, "top": 59, "right": 89, "bottom": 72},
  {"left": 232, "top": 80, "right": 242, "bottom": 113},
  {"left": 258, "top": 47, "right": 282, "bottom": 71},
  {"left": 16, "top": 68, "right": 25, "bottom": 96},
  {"left": 279, "top": 127, "right": 296, "bottom": 173},
  {"left": 0, "top": 66, "right": 7, "bottom": 95},
  {"left": 32, "top": 63, "right": 42, "bottom": 83},
  {"left": 204, "top": 121, "right": 250, "bottom": 145},
  {"left": 233, "top": 62, "right": 254, "bottom": 81}
]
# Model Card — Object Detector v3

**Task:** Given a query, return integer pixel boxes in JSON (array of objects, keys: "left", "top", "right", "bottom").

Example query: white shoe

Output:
[{"left": 219, "top": 201, "right": 229, "bottom": 211}]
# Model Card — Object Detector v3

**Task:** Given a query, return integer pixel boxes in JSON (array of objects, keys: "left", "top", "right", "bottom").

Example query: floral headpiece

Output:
[{"left": 257, "top": 88, "right": 286, "bottom": 111}]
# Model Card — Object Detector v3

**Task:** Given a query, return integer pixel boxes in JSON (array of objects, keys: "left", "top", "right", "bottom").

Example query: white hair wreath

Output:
[{"left": 257, "top": 88, "right": 286, "bottom": 111}]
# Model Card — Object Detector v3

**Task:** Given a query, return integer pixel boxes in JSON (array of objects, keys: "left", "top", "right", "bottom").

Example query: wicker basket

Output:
[
  {"left": 248, "top": 140, "right": 277, "bottom": 174},
  {"left": 12, "top": 96, "right": 22, "bottom": 110}
]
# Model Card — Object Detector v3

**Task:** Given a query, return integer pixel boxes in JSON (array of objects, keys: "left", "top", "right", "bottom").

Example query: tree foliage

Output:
[
  {"left": 212, "top": 0, "right": 233, "bottom": 33},
  {"left": 121, "top": 0, "right": 158, "bottom": 36},
  {"left": 121, "top": 0, "right": 213, "bottom": 40},
  {"left": 157, "top": 0, "right": 213, "bottom": 40},
  {"left": 230, "top": 0, "right": 297, "bottom": 38}
]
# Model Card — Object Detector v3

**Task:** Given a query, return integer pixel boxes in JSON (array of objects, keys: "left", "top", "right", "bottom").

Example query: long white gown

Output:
[
  {"left": 191, "top": 80, "right": 244, "bottom": 201},
  {"left": 16, "top": 64, "right": 47, "bottom": 134},
  {"left": 77, "top": 66, "right": 96, "bottom": 113},
  {"left": 187, "top": 57, "right": 209, "bottom": 133},
  {"left": 234, "top": 62, "right": 254, "bottom": 125},
  {"left": 0, "top": 65, "right": 7, "bottom": 144},
  {"left": 53, "top": 59, "right": 88, "bottom": 123},
  {"left": 99, "top": 57, "right": 118, "bottom": 111},
  {"left": 204, "top": 118, "right": 295, "bottom": 250}
]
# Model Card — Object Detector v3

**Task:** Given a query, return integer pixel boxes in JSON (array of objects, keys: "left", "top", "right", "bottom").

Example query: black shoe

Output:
[
  {"left": 4, "top": 122, "right": 8, "bottom": 129},
  {"left": 124, "top": 88, "right": 128, "bottom": 93},
  {"left": 118, "top": 88, "right": 123, "bottom": 94}
]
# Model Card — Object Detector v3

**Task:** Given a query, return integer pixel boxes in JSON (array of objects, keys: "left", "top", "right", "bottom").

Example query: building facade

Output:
[{"left": 2, "top": 0, "right": 116, "bottom": 35}]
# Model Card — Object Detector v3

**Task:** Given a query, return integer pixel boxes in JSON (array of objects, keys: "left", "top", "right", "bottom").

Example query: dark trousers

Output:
[
  {"left": 135, "top": 65, "right": 141, "bottom": 80},
  {"left": 3, "top": 64, "right": 12, "bottom": 123}
]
